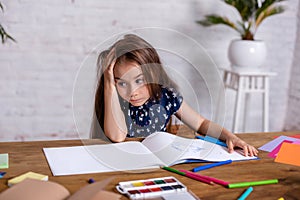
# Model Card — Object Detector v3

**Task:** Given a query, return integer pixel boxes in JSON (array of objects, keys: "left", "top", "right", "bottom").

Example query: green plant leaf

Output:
[
  {"left": 256, "top": 0, "right": 286, "bottom": 19},
  {"left": 197, "top": 15, "right": 238, "bottom": 29},
  {"left": 0, "top": 1, "right": 16, "bottom": 43},
  {"left": 0, "top": 2, "right": 3, "bottom": 12},
  {"left": 224, "top": 0, "right": 257, "bottom": 21},
  {"left": 256, "top": 6, "right": 285, "bottom": 28},
  {"left": 0, "top": 24, "right": 16, "bottom": 43},
  {"left": 196, "top": 0, "right": 286, "bottom": 40}
]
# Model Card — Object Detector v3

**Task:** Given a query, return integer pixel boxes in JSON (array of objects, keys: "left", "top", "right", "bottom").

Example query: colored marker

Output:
[
  {"left": 196, "top": 135, "right": 227, "bottom": 147},
  {"left": 88, "top": 178, "right": 95, "bottom": 184},
  {"left": 192, "top": 160, "right": 232, "bottom": 172},
  {"left": 183, "top": 171, "right": 214, "bottom": 185},
  {"left": 228, "top": 179, "right": 278, "bottom": 188},
  {"left": 180, "top": 169, "right": 229, "bottom": 187},
  {"left": 162, "top": 166, "right": 185, "bottom": 176},
  {"left": 162, "top": 167, "right": 213, "bottom": 185},
  {"left": 0, "top": 172, "right": 6, "bottom": 178},
  {"left": 237, "top": 187, "right": 253, "bottom": 200},
  {"left": 0, "top": 172, "right": 6, "bottom": 176}
]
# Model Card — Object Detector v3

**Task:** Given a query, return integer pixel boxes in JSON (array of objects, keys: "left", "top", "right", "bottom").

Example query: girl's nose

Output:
[
  {"left": 130, "top": 89, "right": 138, "bottom": 98},
  {"left": 128, "top": 83, "right": 138, "bottom": 97}
]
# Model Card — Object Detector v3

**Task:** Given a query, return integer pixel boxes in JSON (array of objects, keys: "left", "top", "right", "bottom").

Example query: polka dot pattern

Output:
[{"left": 120, "top": 87, "right": 183, "bottom": 137}]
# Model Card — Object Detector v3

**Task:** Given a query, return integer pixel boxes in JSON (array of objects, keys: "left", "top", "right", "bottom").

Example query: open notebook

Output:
[{"left": 43, "top": 132, "right": 257, "bottom": 176}]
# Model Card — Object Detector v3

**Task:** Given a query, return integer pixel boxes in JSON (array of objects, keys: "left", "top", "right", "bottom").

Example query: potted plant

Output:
[
  {"left": 0, "top": 1, "right": 15, "bottom": 43},
  {"left": 197, "top": 0, "right": 285, "bottom": 69}
]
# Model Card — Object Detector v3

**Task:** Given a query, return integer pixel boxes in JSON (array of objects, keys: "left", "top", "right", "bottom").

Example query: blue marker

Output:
[
  {"left": 88, "top": 178, "right": 95, "bottom": 184},
  {"left": 192, "top": 160, "right": 232, "bottom": 172},
  {"left": 238, "top": 187, "right": 253, "bottom": 200},
  {"left": 196, "top": 135, "right": 227, "bottom": 148},
  {"left": 0, "top": 172, "right": 6, "bottom": 178}
]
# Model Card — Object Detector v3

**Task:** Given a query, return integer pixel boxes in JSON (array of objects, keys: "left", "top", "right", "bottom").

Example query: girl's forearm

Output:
[
  {"left": 198, "top": 119, "right": 232, "bottom": 141},
  {"left": 104, "top": 85, "right": 127, "bottom": 142}
]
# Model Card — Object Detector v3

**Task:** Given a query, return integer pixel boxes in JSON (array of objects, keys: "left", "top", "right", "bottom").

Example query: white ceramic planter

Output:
[{"left": 228, "top": 40, "right": 267, "bottom": 69}]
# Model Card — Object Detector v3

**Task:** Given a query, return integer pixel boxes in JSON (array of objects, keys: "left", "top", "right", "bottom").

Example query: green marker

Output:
[
  {"left": 228, "top": 179, "right": 278, "bottom": 188},
  {"left": 161, "top": 166, "right": 186, "bottom": 176}
]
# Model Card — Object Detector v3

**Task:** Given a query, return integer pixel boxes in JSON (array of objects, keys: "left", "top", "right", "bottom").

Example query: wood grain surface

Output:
[{"left": 0, "top": 128, "right": 299, "bottom": 200}]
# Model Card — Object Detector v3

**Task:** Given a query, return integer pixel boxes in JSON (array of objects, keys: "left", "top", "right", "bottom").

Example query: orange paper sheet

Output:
[{"left": 275, "top": 143, "right": 300, "bottom": 167}]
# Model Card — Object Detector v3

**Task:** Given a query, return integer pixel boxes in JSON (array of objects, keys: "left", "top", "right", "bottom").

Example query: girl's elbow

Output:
[
  {"left": 111, "top": 136, "right": 126, "bottom": 143},
  {"left": 105, "top": 130, "right": 126, "bottom": 143}
]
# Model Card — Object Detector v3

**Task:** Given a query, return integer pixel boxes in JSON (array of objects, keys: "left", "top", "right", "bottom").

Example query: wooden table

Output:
[{"left": 0, "top": 131, "right": 300, "bottom": 200}]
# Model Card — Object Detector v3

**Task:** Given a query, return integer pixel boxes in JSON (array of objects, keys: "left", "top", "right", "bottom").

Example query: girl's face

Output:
[{"left": 114, "top": 60, "right": 150, "bottom": 107}]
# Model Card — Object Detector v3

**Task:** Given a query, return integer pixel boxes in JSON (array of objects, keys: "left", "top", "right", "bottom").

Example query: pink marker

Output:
[
  {"left": 180, "top": 169, "right": 229, "bottom": 187},
  {"left": 179, "top": 170, "right": 214, "bottom": 185}
]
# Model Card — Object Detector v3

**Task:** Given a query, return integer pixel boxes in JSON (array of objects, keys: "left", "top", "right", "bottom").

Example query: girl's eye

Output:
[
  {"left": 135, "top": 78, "right": 144, "bottom": 84},
  {"left": 117, "top": 81, "right": 127, "bottom": 87}
]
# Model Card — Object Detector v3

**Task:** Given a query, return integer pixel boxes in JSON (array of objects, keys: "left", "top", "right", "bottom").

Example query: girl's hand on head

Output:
[
  {"left": 103, "top": 48, "right": 116, "bottom": 86},
  {"left": 104, "top": 58, "right": 116, "bottom": 88},
  {"left": 226, "top": 135, "right": 258, "bottom": 157}
]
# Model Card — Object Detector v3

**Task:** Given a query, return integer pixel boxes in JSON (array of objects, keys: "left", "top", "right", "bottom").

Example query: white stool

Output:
[{"left": 221, "top": 68, "right": 276, "bottom": 133}]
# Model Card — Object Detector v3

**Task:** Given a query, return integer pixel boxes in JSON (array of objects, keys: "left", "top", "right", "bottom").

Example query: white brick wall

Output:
[
  {"left": 0, "top": 0, "right": 299, "bottom": 141},
  {"left": 284, "top": 1, "right": 300, "bottom": 130},
  {"left": 195, "top": 0, "right": 299, "bottom": 133}
]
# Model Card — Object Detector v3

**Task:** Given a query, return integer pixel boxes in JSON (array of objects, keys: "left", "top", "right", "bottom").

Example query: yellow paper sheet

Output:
[
  {"left": 8, "top": 171, "right": 48, "bottom": 186},
  {"left": 275, "top": 143, "right": 300, "bottom": 167}
]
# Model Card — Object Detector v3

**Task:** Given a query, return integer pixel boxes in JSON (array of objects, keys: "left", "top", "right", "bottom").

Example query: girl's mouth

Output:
[{"left": 130, "top": 98, "right": 143, "bottom": 105}]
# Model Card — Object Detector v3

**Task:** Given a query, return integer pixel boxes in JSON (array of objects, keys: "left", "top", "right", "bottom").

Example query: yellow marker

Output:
[{"left": 278, "top": 198, "right": 284, "bottom": 200}]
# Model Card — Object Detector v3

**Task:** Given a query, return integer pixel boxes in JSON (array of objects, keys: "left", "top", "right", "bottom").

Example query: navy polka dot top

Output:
[{"left": 120, "top": 87, "right": 183, "bottom": 137}]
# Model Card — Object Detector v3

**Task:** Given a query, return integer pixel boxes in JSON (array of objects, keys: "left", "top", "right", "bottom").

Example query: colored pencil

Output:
[{"left": 192, "top": 160, "right": 232, "bottom": 172}]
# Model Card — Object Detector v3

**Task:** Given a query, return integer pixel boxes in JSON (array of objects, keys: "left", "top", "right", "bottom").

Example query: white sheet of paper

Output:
[{"left": 43, "top": 141, "right": 163, "bottom": 176}]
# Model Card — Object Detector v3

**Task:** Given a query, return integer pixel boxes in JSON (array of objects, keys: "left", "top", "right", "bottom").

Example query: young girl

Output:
[{"left": 92, "top": 34, "right": 258, "bottom": 157}]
